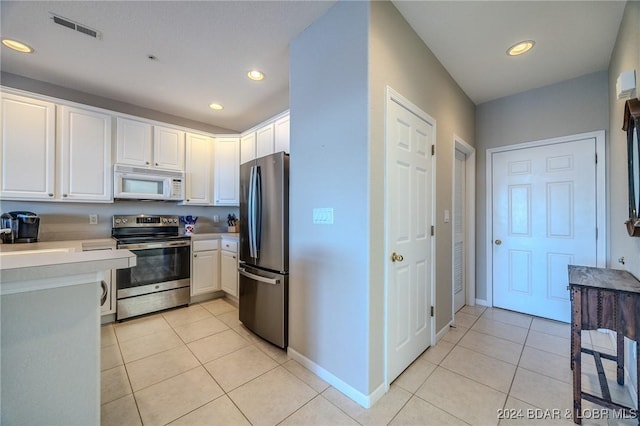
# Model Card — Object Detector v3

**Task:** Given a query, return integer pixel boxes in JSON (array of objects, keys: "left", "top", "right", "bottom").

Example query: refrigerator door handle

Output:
[
  {"left": 238, "top": 268, "right": 280, "bottom": 285},
  {"left": 255, "top": 165, "right": 262, "bottom": 255},
  {"left": 248, "top": 166, "right": 256, "bottom": 258}
]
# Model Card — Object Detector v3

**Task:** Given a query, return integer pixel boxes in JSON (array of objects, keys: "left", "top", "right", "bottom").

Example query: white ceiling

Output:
[{"left": 0, "top": 1, "right": 628, "bottom": 132}]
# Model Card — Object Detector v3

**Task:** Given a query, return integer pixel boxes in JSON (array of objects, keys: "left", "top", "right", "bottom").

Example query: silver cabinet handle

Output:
[
  {"left": 238, "top": 268, "right": 279, "bottom": 285},
  {"left": 48, "top": 193, "right": 54, "bottom": 197},
  {"left": 193, "top": 253, "right": 198, "bottom": 258},
  {"left": 100, "top": 280, "right": 108, "bottom": 305}
]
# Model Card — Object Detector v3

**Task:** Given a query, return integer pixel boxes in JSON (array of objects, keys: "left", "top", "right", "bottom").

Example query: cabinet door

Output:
[
  {"left": 100, "top": 271, "right": 115, "bottom": 315},
  {"left": 184, "top": 133, "right": 213, "bottom": 205},
  {"left": 256, "top": 123, "right": 275, "bottom": 159},
  {"left": 274, "top": 114, "right": 290, "bottom": 154},
  {"left": 0, "top": 93, "right": 56, "bottom": 200},
  {"left": 153, "top": 126, "right": 185, "bottom": 170},
  {"left": 240, "top": 132, "right": 256, "bottom": 164},
  {"left": 191, "top": 249, "right": 220, "bottom": 296},
  {"left": 214, "top": 137, "right": 239, "bottom": 206},
  {"left": 58, "top": 106, "right": 112, "bottom": 202},
  {"left": 116, "top": 117, "right": 152, "bottom": 167},
  {"left": 220, "top": 250, "right": 238, "bottom": 297}
]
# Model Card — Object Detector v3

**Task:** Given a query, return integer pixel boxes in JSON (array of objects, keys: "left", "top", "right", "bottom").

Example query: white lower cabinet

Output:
[
  {"left": 82, "top": 244, "right": 116, "bottom": 316},
  {"left": 220, "top": 238, "right": 238, "bottom": 297},
  {"left": 191, "top": 239, "right": 220, "bottom": 296}
]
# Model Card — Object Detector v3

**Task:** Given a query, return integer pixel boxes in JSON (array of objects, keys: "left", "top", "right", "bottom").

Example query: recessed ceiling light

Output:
[
  {"left": 209, "top": 103, "right": 224, "bottom": 111},
  {"left": 247, "top": 70, "right": 265, "bottom": 81},
  {"left": 507, "top": 40, "right": 535, "bottom": 56},
  {"left": 2, "top": 38, "right": 34, "bottom": 53}
]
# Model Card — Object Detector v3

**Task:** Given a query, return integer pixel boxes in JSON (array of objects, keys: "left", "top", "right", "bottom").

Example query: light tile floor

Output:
[{"left": 101, "top": 301, "right": 638, "bottom": 426}]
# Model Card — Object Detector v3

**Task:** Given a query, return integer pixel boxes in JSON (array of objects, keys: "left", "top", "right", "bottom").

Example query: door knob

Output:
[
  {"left": 391, "top": 252, "right": 404, "bottom": 262},
  {"left": 495, "top": 239, "right": 502, "bottom": 245}
]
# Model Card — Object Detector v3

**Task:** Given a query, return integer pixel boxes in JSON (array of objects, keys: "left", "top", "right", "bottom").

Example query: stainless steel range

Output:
[{"left": 112, "top": 214, "right": 190, "bottom": 321}]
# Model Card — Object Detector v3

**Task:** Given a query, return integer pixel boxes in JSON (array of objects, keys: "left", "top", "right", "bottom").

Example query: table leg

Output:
[
  {"left": 617, "top": 330, "right": 625, "bottom": 385},
  {"left": 572, "top": 289, "right": 582, "bottom": 425}
]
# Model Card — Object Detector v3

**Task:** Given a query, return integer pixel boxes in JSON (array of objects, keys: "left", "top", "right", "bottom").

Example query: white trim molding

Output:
[{"left": 451, "top": 135, "right": 476, "bottom": 320}]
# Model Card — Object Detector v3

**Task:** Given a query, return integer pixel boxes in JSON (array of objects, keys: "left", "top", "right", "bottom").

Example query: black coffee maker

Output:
[{"left": 1, "top": 211, "right": 40, "bottom": 243}]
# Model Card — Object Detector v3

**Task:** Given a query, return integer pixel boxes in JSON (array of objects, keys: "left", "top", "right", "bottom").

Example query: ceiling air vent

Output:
[{"left": 51, "top": 14, "right": 101, "bottom": 39}]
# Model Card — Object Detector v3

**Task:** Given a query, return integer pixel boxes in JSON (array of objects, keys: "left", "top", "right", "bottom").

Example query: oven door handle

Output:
[{"left": 118, "top": 240, "right": 191, "bottom": 250}]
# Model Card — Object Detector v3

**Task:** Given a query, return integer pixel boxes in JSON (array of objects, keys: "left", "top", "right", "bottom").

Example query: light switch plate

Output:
[
  {"left": 89, "top": 214, "right": 98, "bottom": 225},
  {"left": 444, "top": 209, "right": 450, "bottom": 223},
  {"left": 313, "top": 208, "right": 334, "bottom": 225}
]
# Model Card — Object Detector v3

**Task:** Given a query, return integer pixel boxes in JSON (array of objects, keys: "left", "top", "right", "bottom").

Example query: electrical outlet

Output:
[
  {"left": 89, "top": 214, "right": 98, "bottom": 225},
  {"left": 213, "top": 215, "right": 220, "bottom": 223}
]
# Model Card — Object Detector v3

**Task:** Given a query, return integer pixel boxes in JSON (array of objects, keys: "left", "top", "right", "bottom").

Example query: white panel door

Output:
[
  {"left": 0, "top": 93, "right": 56, "bottom": 200},
  {"left": 116, "top": 117, "right": 152, "bottom": 167},
  {"left": 386, "top": 96, "right": 434, "bottom": 383},
  {"left": 184, "top": 133, "right": 213, "bottom": 205},
  {"left": 153, "top": 126, "right": 185, "bottom": 170},
  {"left": 492, "top": 138, "right": 598, "bottom": 322},
  {"left": 58, "top": 106, "right": 112, "bottom": 202},
  {"left": 453, "top": 149, "right": 466, "bottom": 312},
  {"left": 256, "top": 123, "right": 275, "bottom": 159},
  {"left": 214, "top": 137, "right": 240, "bottom": 206}
]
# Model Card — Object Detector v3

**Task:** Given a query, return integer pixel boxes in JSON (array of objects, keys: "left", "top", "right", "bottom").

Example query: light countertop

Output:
[{"left": 0, "top": 238, "right": 135, "bottom": 295}]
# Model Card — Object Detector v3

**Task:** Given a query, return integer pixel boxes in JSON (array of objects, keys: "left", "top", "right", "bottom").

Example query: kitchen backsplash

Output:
[{"left": 0, "top": 200, "right": 239, "bottom": 241}]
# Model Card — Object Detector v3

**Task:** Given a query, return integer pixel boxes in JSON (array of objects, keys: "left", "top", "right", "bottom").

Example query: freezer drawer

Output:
[{"left": 238, "top": 265, "right": 288, "bottom": 348}]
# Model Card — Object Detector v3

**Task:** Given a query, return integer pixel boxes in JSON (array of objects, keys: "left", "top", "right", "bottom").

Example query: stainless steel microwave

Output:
[{"left": 113, "top": 164, "right": 184, "bottom": 201}]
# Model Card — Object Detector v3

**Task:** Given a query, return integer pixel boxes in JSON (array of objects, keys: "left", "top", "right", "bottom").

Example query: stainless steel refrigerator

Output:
[{"left": 239, "top": 151, "right": 289, "bottom": 348}]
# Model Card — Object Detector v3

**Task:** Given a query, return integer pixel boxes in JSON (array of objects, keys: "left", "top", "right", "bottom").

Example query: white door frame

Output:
[
  {"left": 384, "top": 86, "right": 436, "bottom": 389},
  {"left": 484, "top": 130, "right": 606, "bottom": 307},
  {"left": 452, "top": 135, "right": 476, "bottom": 316}
]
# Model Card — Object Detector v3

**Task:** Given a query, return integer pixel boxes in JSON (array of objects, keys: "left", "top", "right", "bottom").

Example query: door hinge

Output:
[
  {"left": 430, "top": 306, "right": 434, "bottom": 317},
  {"left": 430, "top": 225, "right": 434, "bottom": 236},
  {"left": 595, "top": 153, "right": 598, "bottom": 164},
  {"left": 431, "top": 145, "right": 435, "bottom": 156}
]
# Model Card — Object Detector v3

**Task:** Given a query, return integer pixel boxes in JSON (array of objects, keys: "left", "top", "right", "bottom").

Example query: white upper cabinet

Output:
[
  {"left": 184, "top": 132, "right": 214, "bottom": 205},
  {"left": 0, "top": 93, "right": 111, "bottom": 202},
  {"left": 116, "top": 117, "right": 185, "bottom": 171},
  {"left": 274, "top": 114, "right": 290, "bottom": 154},
  {"left": 214, "top": 137, "right": 240, "bottom": 206},
  {"left": 0, "top": 93, "right": 56, "bottom": 200},
  {"left": 240, "top": 111, "right": 289, "bottom": 165},
  {"left": 256, "top": 123, "right": 275, "bottom": 159},
  {"left": 58, "top": 105, "right": 112, "bottom": 202},
  {"left": 240, "top": 132, "right": 256, "bottom": 165},
  {"left": 115, "top": 117, "right": 151, "bottom": 167},
  {"left": 153, "top": 126, "right": 185, "bottom": 170}
]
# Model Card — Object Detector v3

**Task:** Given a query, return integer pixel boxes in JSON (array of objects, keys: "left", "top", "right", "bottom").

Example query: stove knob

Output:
[
  {"left": 162, "top": 218, "right": 168, "bottom": 223},
  {"left": 115, "top": 218, "right": 121, "bottom": 224},
  {"left": 122, "top": 218, "right": 128, "bottom": 224},
  {"left": 172, "top": 218, "right": 177, "bottom": 223}
]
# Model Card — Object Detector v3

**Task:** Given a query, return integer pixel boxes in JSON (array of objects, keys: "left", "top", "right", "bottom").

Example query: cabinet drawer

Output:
[
  {"left": 193, "top": 239, "right": 220, "bottom": 252},
  {"left": 221, "top": 239, "right": 238, "bottom": 252}
]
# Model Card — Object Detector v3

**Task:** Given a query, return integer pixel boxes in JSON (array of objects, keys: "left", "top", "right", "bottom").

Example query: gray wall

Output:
[
  {"left": 607, "top": 0, "right": 639, "bottom": 394},
  {"left": 289, "top": 0, "right": 475, "bottom": 397},
  {"left": 475, "top": 71, "right": 609, "bottom": 301},
  {"left": 289, "top": 1, "right": 371, "bottom": 395},
  {"left": 0, "top": 201, "right": 238, "bottom": 241},
  {"left": 369, "top": 0, "right": 475, "bottom": 346}
]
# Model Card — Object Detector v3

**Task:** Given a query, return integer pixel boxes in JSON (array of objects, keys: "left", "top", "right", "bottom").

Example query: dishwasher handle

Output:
[{"left": 238, "top": 268, "right": 280, "bottom": 285}]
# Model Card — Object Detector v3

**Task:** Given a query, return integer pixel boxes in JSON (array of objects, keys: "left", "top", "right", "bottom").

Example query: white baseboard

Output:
[
  {"left": 475, "top": 298, "right": 490, "bottom": 307},
  {"left": 287, "top": 347, "right": 385, "bottom": 408},
  {"left": 436, "top": 320, "right": 453, "bottom": 343}
]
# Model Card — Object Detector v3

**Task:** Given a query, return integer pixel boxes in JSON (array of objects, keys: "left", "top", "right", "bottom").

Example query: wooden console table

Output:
[{"left": 568, "top": 265, "right": 640, "bottom": 425}]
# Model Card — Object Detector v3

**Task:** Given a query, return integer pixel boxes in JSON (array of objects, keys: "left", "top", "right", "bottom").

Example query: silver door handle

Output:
[
  {"left": 238, "top": 268, "right": 280, "bottom": 285},
  {"left": 100, "top": 280, "right": 108, "bottom": 305},
  {"left": 495, "top": 239, "right": 502, "bottom": 246}
]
